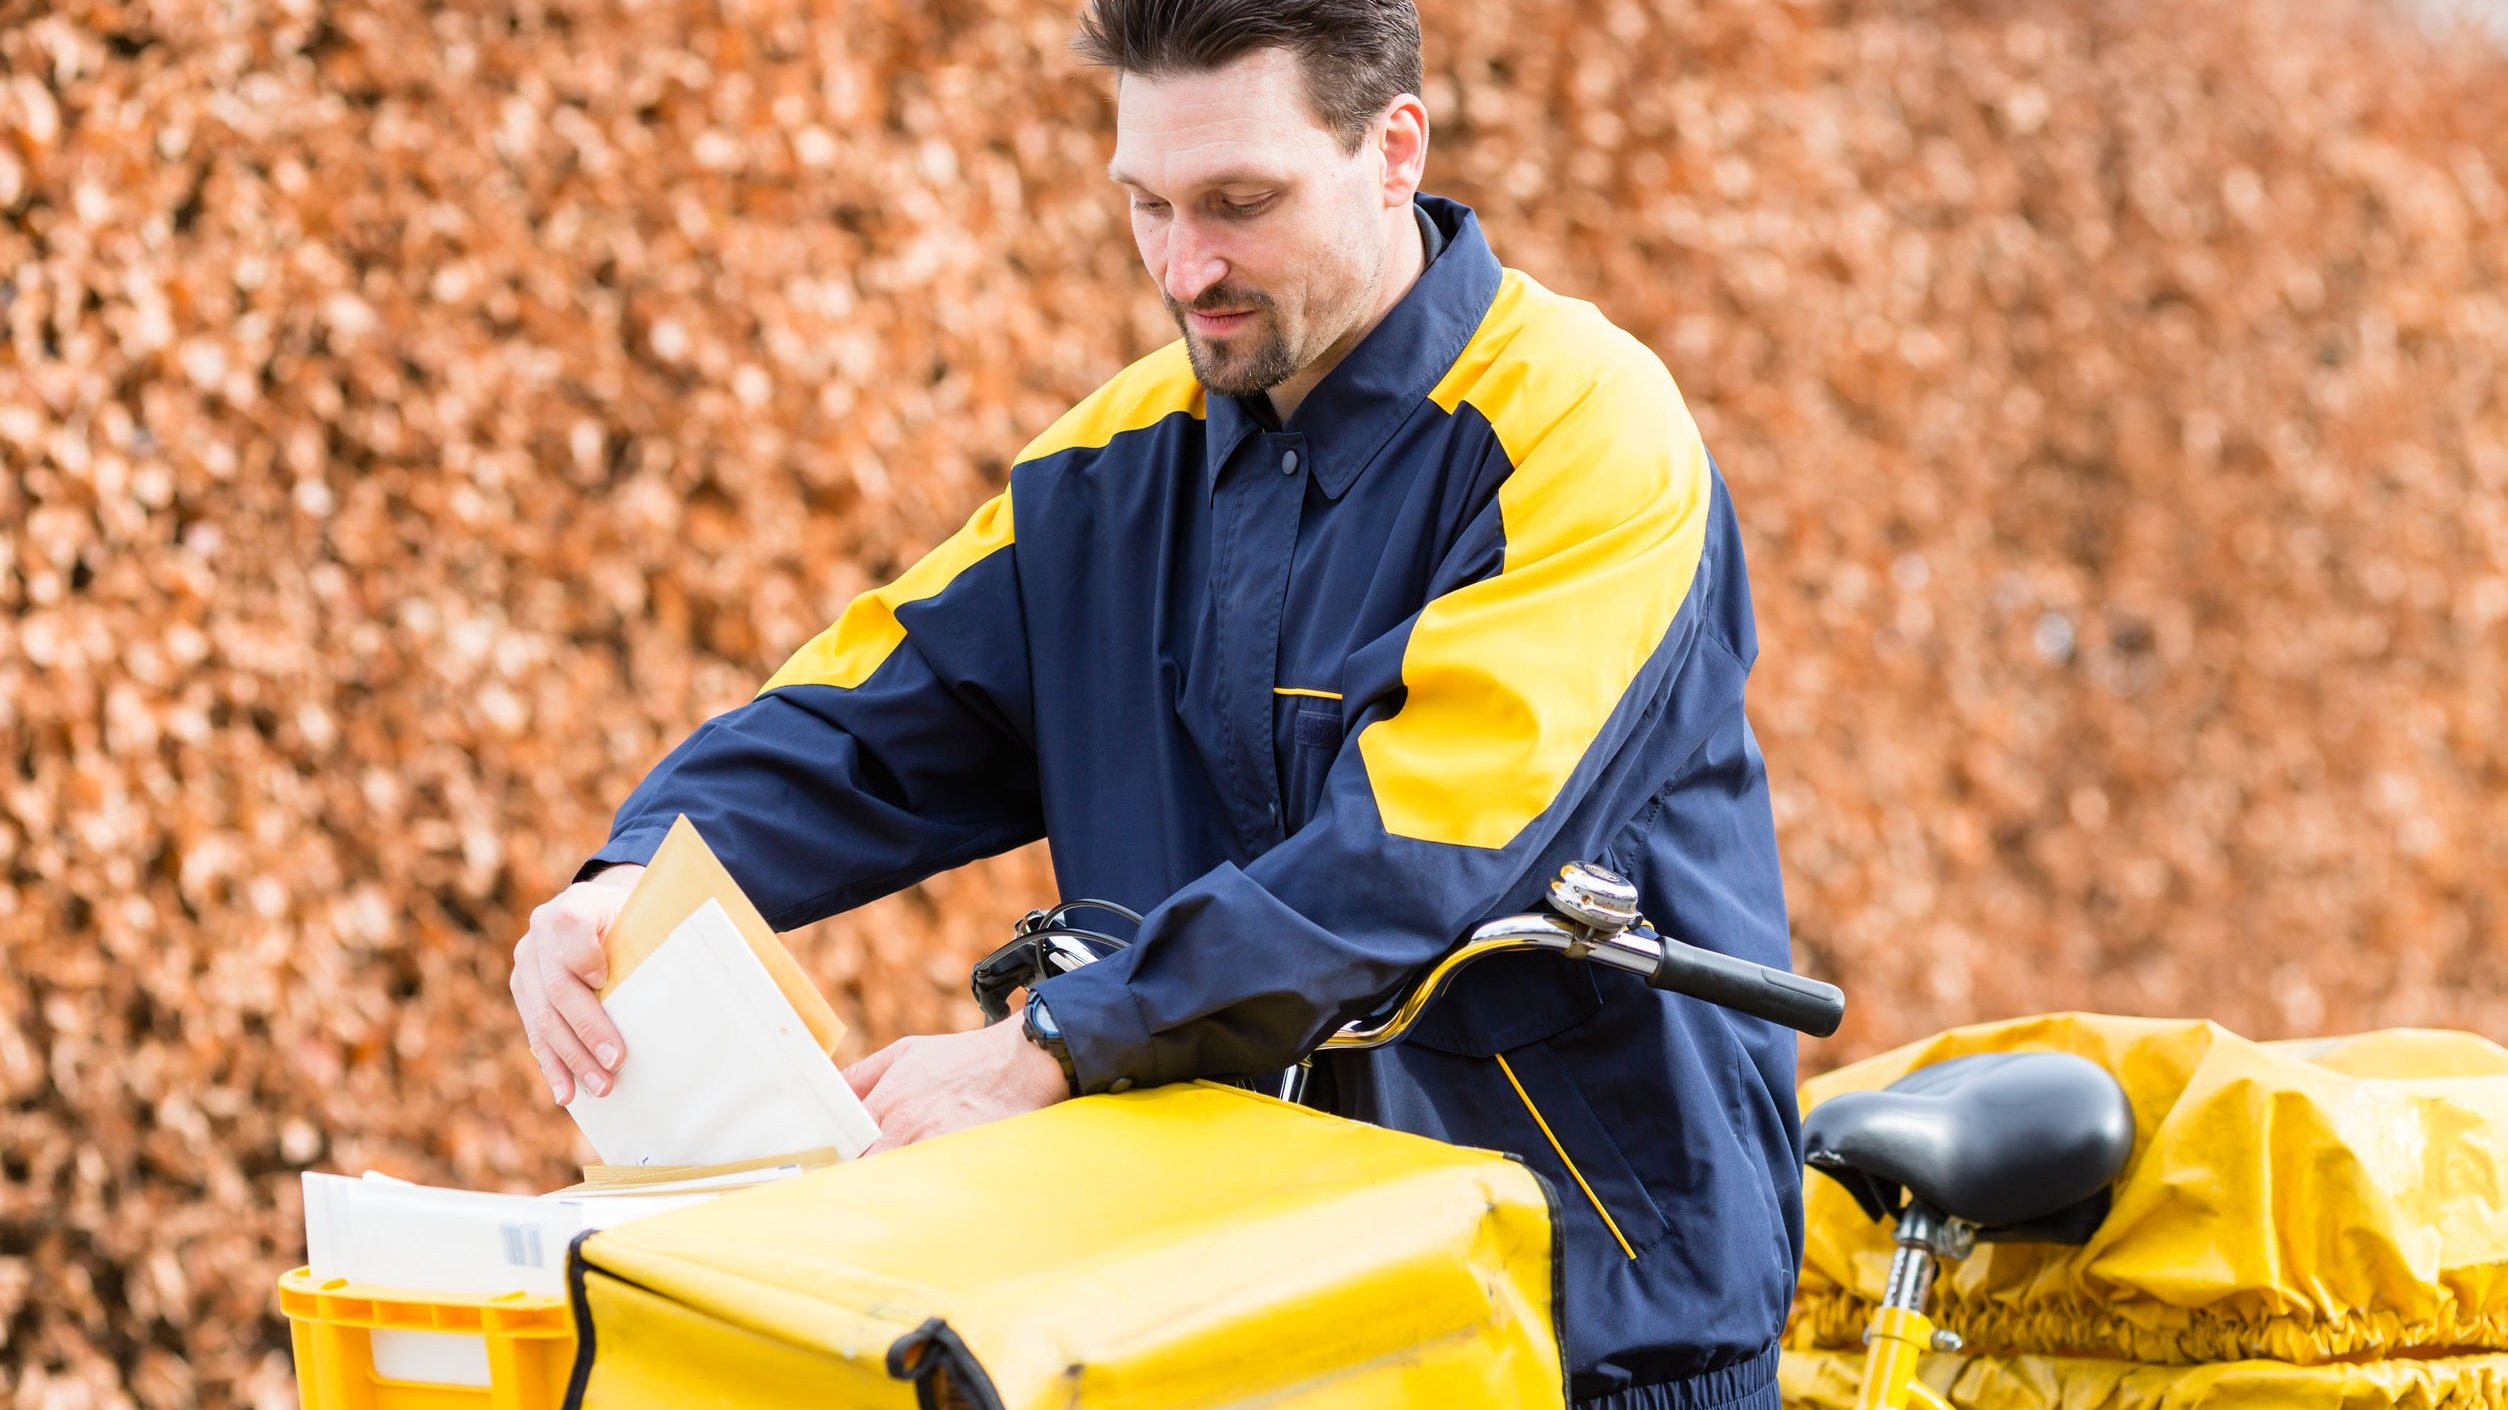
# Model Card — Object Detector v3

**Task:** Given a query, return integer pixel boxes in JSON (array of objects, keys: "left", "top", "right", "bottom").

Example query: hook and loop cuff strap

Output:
[{"left": 887, "top": 1316, "right": 1008, "bottom": 1410}]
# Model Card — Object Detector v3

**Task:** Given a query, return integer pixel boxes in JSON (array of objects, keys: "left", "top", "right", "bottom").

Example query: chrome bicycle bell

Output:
[{"left": 1547, "top": 862, "right": 1642, "bottom": 937}]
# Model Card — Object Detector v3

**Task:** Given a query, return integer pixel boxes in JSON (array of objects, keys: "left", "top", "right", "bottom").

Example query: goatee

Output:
[{"left": 1166, "top": 292, "right": 1299, "bottom": 398}]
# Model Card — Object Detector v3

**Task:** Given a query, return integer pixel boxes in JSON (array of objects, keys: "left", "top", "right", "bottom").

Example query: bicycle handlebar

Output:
[
  {"left": 1319, "top": 904, "right": 1844, "bottom": 1052},
  {"left": 1642, "top": 933, "right": 1845, "bottom": 1038},
  {"left": 977, "top": 864, "right": 1846, "bottom": 1064}
]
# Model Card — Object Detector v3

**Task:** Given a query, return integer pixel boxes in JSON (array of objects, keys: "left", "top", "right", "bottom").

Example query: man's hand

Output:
[
  {"left": 510, "top": 864, "right": 645, "bottom": 1104},
  {"left": 844, "top": 1015, "right": 1071, "bottom": 1156}
]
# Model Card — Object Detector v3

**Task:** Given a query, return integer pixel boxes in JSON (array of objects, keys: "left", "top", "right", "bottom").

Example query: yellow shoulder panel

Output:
[
  {"left": 761, "top": 342, "right": 1203, "bottom": 695},
  {"left": 758, "top": 488, "right": 1017, "bottom": 694},
  {"left": 1012, "top": 338, "right": 1205, "bottom": 466},
  {"left": 1362, "top": 269, "right": 1713, "bottom": 849}
]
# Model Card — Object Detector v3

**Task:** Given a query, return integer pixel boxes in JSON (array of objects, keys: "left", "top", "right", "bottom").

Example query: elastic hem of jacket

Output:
[{"left": 1574, "top": 1343, "right": 1779, "bottom": 1410}]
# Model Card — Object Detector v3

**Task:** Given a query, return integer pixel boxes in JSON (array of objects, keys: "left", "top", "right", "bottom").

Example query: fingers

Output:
[
  {"left": 513, "top": 881, "right": 631, "bottom": 1104},
  {"left": 540, "top": 961, "right": 619, "bottom": 1097},
  {"left": 513, "top": 955, "right": 601, "bottom": 1102},
  {"left": 857, "top": 1088, "right": 938, "bottom": 1158},
  {"left": 844, "top": 1025, "right": 1063, "bottom": 1160},
  {"left": 533, "top": 1003, "right": 604, "bottom": 1101},
  {"left": 540, "top": 887, "right": 616, "bottom": 989},
  {"left": 542, "top": 906, "right": 623, "bottom": 1047},
  {"left": 842, "top": 1037, "right": 911, "bottom": 1104},
  {"left": 527, "top": 1036, "right": 571, "bottom": 1105},
  {"left": 511, "top": 964, "right": 573, "bottom": 1104}
]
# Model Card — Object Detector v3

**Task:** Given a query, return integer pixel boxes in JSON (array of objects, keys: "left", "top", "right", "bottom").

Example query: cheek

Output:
[
  {"left": 1132, "top": 219, "right": 1166, "bottom": 279},
  {"left": 1270, "top": 233, "right": 1345, "bottom": 322},
  {"left": 1300, "top": 209, "right": 1373, "bottom": 307},
  {"left": 1337, "top": 213, "right": 1384, "bottom": 301}
]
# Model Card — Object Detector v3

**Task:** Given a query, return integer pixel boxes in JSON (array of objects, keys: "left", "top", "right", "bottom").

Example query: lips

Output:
[{"left": 1189, "top": 308, "right": 1257, "bottom": 336}]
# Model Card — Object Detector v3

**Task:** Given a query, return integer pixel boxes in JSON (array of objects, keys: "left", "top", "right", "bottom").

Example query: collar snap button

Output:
[{"left": 1281, "top": 450, "right": 1300, "bottom": 475}]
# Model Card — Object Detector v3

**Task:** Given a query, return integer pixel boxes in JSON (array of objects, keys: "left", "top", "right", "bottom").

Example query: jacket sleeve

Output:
[
  {"left": 578, "top": 491, "right": 1043, "bottom": 930},
  {"left": 1034, "top": 349, "right": 1743, "bottom": 1090}
]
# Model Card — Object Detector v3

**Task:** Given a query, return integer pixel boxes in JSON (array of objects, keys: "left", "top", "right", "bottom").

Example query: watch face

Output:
[
  {"left": 1025, "top": 993, "right": 1059, "bottom": 1040},
  {"left": 1022, "top": 993, "right": 1081, "bottom": 1098}
]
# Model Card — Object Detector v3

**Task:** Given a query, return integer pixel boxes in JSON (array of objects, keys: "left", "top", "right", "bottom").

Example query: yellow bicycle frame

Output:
[
  {"left": 1838, "top": 1205, "right": 1972, "bottom": 1410},
  {"left": 1855, "top": 1304, "right": 1952, "bottom": 1410}
]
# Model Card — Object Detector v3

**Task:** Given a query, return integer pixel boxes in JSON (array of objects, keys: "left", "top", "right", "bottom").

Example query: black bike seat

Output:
[{"left": 1803, "top": 1052, "right": 2135, "bottom": 1241}]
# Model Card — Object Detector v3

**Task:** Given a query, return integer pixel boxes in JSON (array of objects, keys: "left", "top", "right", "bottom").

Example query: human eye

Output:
[
  {"left": 1218, "top": 194, "right": 1275, "bottom": 218},
  {"left": 1130, "top": 196, "right": 1169, "bottom": 215}
]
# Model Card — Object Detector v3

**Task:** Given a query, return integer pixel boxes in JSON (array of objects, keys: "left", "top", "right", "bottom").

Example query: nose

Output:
[{"left": 1161, "top": 217, "right": 1229, "bottom": 307}]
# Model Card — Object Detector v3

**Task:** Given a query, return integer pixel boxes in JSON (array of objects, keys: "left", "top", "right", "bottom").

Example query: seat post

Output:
[
  {"left": 1855, "top": 1206, "right": 1974, "bottom": 1410},
  {"left": 1881, "top": 1205, "right": 1974, "bottom": 1318},
  {"left": 1878, "top": 1236, "right": 1934, "bottom": 1318}
]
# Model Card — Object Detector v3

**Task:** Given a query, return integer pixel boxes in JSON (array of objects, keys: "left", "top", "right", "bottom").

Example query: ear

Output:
[{"left": 1376, "top": 93, "right": 1430, "bottom": 208}]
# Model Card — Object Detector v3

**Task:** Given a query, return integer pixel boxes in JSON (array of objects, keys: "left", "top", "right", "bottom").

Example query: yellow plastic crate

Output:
[{"left": 277, "top": 1266, "right": 574, "bottom": 1410}]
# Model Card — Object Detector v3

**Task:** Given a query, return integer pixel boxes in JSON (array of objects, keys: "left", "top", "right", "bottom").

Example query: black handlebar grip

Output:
[{"left": 1647, "top": 937, "right": 1845, "bottom": 1038}]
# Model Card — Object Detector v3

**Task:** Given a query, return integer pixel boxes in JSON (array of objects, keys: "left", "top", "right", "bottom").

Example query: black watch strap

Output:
[{"left": 1021, "top": 991, "right": 1081, "bottom": 1098}]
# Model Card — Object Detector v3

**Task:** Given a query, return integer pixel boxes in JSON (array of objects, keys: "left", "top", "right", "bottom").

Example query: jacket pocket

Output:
[
  {"left": 1491, "top": 1035, "right": 1673, "bottom": 1258},
  {"left": 1280, "top": 701, "right": 1342, "bottom": 834},
  {"left": 1397, "top": 948, "right": 1603, "bottom": 1057}
]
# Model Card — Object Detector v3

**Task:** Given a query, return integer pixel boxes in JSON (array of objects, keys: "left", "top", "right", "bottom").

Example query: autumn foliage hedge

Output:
[{"left": 0, "top": 0, "right": 2502, "bottom": 1403}]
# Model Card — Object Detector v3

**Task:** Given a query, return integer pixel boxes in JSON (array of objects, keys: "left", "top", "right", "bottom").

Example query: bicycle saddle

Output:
[{"left": 1803, "top": 1052, "right": 2135, "bottom": 1242}]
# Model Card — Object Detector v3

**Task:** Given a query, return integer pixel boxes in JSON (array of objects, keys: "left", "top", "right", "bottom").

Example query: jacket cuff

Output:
[
  {"left": 571, "top": 823, "right": 675, "bottom": 886},
  {"left": 1029, "top": 962, "right": 1160, "bottom": 1096}
]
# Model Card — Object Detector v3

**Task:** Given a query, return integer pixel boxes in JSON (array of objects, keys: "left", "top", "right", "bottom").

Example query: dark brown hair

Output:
[{"left": 1072, "top": 0, "right": 1423, "bottom": 154}]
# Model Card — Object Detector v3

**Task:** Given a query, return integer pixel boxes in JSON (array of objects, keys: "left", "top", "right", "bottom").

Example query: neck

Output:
[{"left": 1264, "top": 203, "right": 1428, "bottom": 424}]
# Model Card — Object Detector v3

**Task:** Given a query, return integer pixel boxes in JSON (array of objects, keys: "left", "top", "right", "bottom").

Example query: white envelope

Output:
[
  {"left": 302, "top": 1172, "right": 590, "bottom": 1387},
  {"left": 303, "top": 1172, "right": 578, "bottom": 1297},
  {"left": 302, "top": 1170, "right": 762, "bottom": 1387},
  {"left": 565, "top": 897, "right": 880, "bottom": 1166}
]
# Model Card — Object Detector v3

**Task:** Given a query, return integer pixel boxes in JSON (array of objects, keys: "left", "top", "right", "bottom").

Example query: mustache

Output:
[{"left": 1171, "top": 286, "right": 1274, "bottom": 315}]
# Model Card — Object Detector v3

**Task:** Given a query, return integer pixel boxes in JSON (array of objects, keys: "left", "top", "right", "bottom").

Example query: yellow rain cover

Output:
[
  {"left": 1779, "top": 1013, "right": 2508, "bottom": 1409},
  {"left": 563, "top": 1082, "right": 1567, "bottom": 1410},
  {"left": 1780, "top": 1346, "right": 2508, "bottom": 1409}
]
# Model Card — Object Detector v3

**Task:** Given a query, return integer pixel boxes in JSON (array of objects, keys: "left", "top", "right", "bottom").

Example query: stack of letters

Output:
[{"left": 297, "top": 816, "right": 878, "bottom": 1385}]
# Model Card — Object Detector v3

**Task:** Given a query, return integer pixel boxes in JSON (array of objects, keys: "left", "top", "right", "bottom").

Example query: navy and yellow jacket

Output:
[{"left": 585, "top": 195, "right": 1800, "bottom": 1407}]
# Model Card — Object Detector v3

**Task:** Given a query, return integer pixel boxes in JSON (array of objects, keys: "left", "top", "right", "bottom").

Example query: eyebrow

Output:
[{"left": 1106, "top": 164, "right": 1287, "bottom": 191}]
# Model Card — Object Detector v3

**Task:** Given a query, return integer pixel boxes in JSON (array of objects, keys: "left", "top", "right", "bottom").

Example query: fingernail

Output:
[
  {"left": 587, "top": 1071, "right": 610, "bottom": 1097},
  {"left": 549, "top": 1080, "right": 567, "bottom": 1102},
  {"left": 596, "top": 1044, "right": 620, "bottom": 1068}
]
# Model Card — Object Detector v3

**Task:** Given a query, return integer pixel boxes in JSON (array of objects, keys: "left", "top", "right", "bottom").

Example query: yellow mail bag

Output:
[{"left": 561, "top": 1082, "right": 1568, "bottom": 1409}]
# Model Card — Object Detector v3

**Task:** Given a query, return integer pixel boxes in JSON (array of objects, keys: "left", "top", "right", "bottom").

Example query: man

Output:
[{"left": 510, "top": 2, "right": 1801, "bottom": 1404}]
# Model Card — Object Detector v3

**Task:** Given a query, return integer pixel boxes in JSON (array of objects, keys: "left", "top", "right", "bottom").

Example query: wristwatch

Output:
[{"left": 1021, "top": 990, "right": 1081, "bottom": 1098}]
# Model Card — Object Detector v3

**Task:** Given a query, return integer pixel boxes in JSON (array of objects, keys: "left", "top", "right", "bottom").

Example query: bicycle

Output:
[
  {"left": 1798, "top": 1056, "right": 2135, "bottom": 1409},
  {"left": 973, "top": 863, "right": 2136, "bottom": 1410}
]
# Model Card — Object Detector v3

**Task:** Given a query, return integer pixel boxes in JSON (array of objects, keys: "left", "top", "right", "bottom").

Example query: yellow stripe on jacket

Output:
[
  {"left": 758, "top": 489, "right": 1020, "bottom": 694},
  {"left": 760, "top": 343, "right": 1204, "bottom": 695},
  {"left": 1358, "top": 270, "right": 1713, "bottom": 850}
]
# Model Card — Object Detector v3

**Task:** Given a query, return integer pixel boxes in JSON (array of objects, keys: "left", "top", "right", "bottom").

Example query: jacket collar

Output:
[{"left": 1201, "top": 193, "right": 1502, "bottom": 499}]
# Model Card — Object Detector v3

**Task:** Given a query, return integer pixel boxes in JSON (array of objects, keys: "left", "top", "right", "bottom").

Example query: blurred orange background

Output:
[{"left": 0, "top": 0, "right": 2502, "bottom": 1403}]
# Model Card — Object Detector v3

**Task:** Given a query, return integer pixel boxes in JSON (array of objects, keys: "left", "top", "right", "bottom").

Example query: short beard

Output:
[{"left": 1166, "top": 289, "right": 1300, "bottom": 398}]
